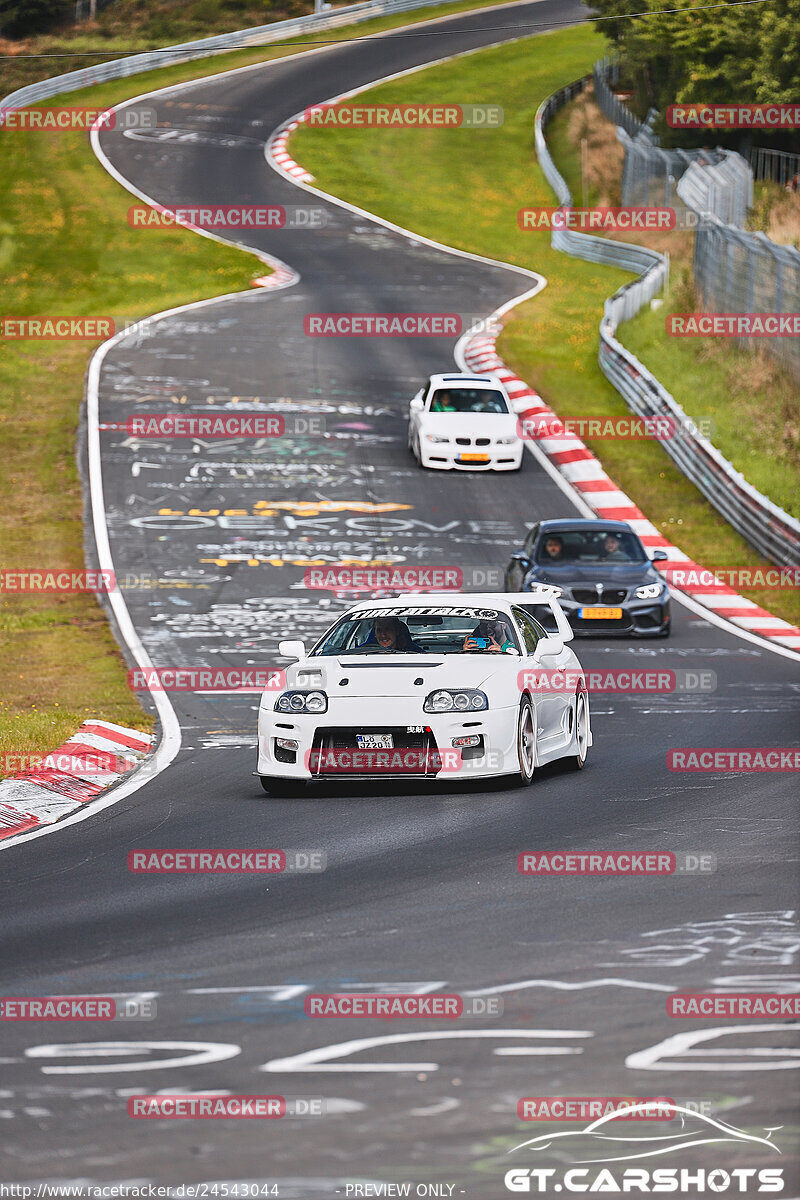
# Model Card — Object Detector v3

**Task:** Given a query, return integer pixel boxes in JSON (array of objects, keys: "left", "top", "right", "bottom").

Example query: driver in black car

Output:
[{"left": 600, "top": 532, "right": 628, "bottom": 561}]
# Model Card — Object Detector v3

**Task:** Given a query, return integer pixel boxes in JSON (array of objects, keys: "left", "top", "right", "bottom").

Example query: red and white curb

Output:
[
  {"left": 252, "top": 263, "right": 299, "bottom": 289},
  {"left": 464, "top": 334, "right": 800, "bottom": 652},
  {"left": 0, "top": 721, "right": 153, "bottom": 842},
  {"left": 269, "top": 119, "right": 314, "bottom": 183}
]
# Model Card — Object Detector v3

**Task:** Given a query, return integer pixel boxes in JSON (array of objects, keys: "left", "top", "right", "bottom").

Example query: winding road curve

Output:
[{"left": 1, "top": 3, "right": 798, "bottom": 1190}]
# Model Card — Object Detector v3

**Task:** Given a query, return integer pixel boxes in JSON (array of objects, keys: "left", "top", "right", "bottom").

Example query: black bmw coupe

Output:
[{"left": 505, "top": 518, "right": 670, "bottom": 637}]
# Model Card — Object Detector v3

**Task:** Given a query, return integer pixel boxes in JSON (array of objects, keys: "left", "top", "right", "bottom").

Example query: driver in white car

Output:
[{"left": 463, "top": 617, "right": 516, "bottom": 653}]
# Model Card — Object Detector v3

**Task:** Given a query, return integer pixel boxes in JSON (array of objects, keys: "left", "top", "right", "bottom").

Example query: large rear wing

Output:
[{"left": 503, "top": 589, "right": 574, "bottom": 644}]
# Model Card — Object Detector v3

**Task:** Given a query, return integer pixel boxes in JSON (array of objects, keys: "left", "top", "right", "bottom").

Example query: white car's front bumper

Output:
[
  {"left": 419, "top": 442, "right": 523, "bottom": 471},
  {"left": 258, "top": 696, "right": 521, "bottom": 783}
]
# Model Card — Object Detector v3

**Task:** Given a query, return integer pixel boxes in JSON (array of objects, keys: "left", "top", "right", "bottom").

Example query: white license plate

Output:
[{"left": 356, "top": 734, "right": 394, "bottom": 749}]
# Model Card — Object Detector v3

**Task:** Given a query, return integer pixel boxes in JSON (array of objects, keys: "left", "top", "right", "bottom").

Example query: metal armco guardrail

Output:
[
  {"left": 534, "top": 78, "right": 800, "bottom": 568},
  {"left": 0, "top": 0, "right": 460, "bottom": 113}
]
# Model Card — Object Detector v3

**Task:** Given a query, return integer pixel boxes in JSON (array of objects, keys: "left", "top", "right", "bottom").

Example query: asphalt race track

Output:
[{"left": 1, "top": 2, "right": 799, "bottom": 1192}]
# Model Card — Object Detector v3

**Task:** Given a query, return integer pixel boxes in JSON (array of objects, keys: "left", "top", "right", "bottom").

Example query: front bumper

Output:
[
  {"left": 258, "top": 699, "right": 520, "bottom": 782},
  {"left": 419, "top": 443, "right": 523, "bottom": 471},
  {"left": 521, "top": 596, "right": 670, "bottom": 637}
]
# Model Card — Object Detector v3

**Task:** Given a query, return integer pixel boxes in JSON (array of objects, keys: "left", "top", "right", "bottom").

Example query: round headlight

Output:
[
  {"left": 454, "top": 693, "right": 470, "bottom": 710},
  {"left": 305, "top": 691, "right": 327, "bottom": 713},
  {"left": 276, "top": 695, "right": 290, "bottom": 712},
  {"left": 471, "top": 694, "right": 485, "bottom": 709},
  {"left": 289, "top": 693, "right": 305, "bottom": 712},
  {"left": 429, "top": 690, "right": 454, "bottom": 712}
]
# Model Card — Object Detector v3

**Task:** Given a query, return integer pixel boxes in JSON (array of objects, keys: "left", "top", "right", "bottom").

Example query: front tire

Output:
[
  {"left": 572, "top": 688, "right": 589, "bottom": 769},
  {"left": 515, "top": 695, "right": 536, "bottom": 786}
]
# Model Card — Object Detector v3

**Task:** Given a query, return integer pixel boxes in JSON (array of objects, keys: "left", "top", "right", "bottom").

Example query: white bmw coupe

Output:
[
  {"left": 407, "top": 372, "right": 523, "bottom": 471},
  {"left": 256, "top": 591, "right": 590, "bottom": 794}
]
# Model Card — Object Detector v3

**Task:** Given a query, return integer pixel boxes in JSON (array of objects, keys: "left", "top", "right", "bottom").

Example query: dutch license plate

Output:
[
  {"left": 356, "top": 734, "right": 394, "bottom": 749},
  {"left": 459, "top": 453, "right": 490, "bottom": 463},
  {"left": 578, "top": 606, "right": 624, "bottom": 620}
]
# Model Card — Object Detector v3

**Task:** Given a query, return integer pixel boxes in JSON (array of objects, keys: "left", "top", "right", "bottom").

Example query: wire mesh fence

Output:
[
  {"left": 594, "top": 58, "right": 799, "bottom": 383},
  {"left": 534, "top": 76, "right": 800, "bottom": 565},
  {"left": 749, "top": 146, "right": 800, "bottom": 187}
]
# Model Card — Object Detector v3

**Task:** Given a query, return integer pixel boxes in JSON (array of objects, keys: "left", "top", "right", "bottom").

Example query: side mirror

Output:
[
  {"left": 409, "top": 396, "right": 424, "bottom": 412},
  {"left": 535, "top": 635, "right": 564, "bottom": 660},
  {"left": 279, "top": 639, "right": 306, "bottom": 661},
  {"left": 510, "top": 550, "right": 531, "bottom": 566},
  {"left": 650, "top": 549, "right": 668, "bottom": 562}
]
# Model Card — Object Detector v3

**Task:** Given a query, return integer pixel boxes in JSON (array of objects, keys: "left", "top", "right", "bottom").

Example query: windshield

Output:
[
  {"left": 311, "top": 607, "right": 521, "bottom": 656},
  {"left": 535, "top": 529, "right": 646, "bottom": 564},
  {"left": 428, "top": 388, "right": 509, "bottom": 415}
]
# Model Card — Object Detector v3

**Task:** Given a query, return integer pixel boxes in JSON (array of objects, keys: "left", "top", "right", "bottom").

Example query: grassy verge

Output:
[
  {"left": 548, "top": 85, "right": 799, "bottom": 519},
  {"left": 291, "top": 26, "right": 800, "bottom": 628},
  {"left": 0, "top": 0, "right": 525, "bottom": 778}
]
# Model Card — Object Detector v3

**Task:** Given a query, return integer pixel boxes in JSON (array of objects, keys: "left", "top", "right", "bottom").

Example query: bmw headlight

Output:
[
  {"left": 425, "top": 433, "right": 450, "bottom": 443},
  {"left": 635, "top": 583, "right": 664, "bottom": 600},
  {"left": 424, "top": 689, "right": 488, "bottom": 713},
  {"left": 276, "top": 690, "right": 328, "bottom": 714}
]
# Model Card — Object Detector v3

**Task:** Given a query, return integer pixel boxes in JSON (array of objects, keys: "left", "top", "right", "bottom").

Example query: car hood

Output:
[
  {"left": 528, "top": 562, "right": 662, "bottom": 588},
  {"left": 420, "top": 412, "right": 518, "bottom": 438},
  {"left": 288, "top": 655, "right": 506, "bottom": 697}
]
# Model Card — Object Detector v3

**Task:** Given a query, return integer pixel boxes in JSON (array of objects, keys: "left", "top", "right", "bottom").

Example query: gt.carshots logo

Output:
[
  {"left": 504, "top": 1168, "right": 785, "bottom": 1192},
  {"left": 505, "top": 1104, "right": 784, "bottom": 1191}
]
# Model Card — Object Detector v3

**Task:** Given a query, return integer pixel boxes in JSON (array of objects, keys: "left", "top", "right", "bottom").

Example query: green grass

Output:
[
  {"left": 292, "top": 25, "right": 800, "bottom": 629},
  {"left": 0, "top": 0, "right": 531, "bottom": 778}
]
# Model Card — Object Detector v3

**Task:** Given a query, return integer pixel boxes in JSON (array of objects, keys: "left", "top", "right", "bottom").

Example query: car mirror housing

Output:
[
  {"left": 409, "top": 396, "right": 424, "bottom": 411},
  {"left": 650, "top": 549, "right": 668, "bottom": 562},
  {"left": 279, "top": 639, "right": 306, "bottom": 661},
  {"left": 534, "top": 635, "right": 564, "bottom": 660}
]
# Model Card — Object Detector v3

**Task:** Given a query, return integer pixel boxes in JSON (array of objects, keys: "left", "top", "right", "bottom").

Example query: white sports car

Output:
[
  {"left": 408, "top": 372, "right": 523, "bottom": 471},
  {"left": 256, "top": 591, "right": 591, "bottom": 794}
]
